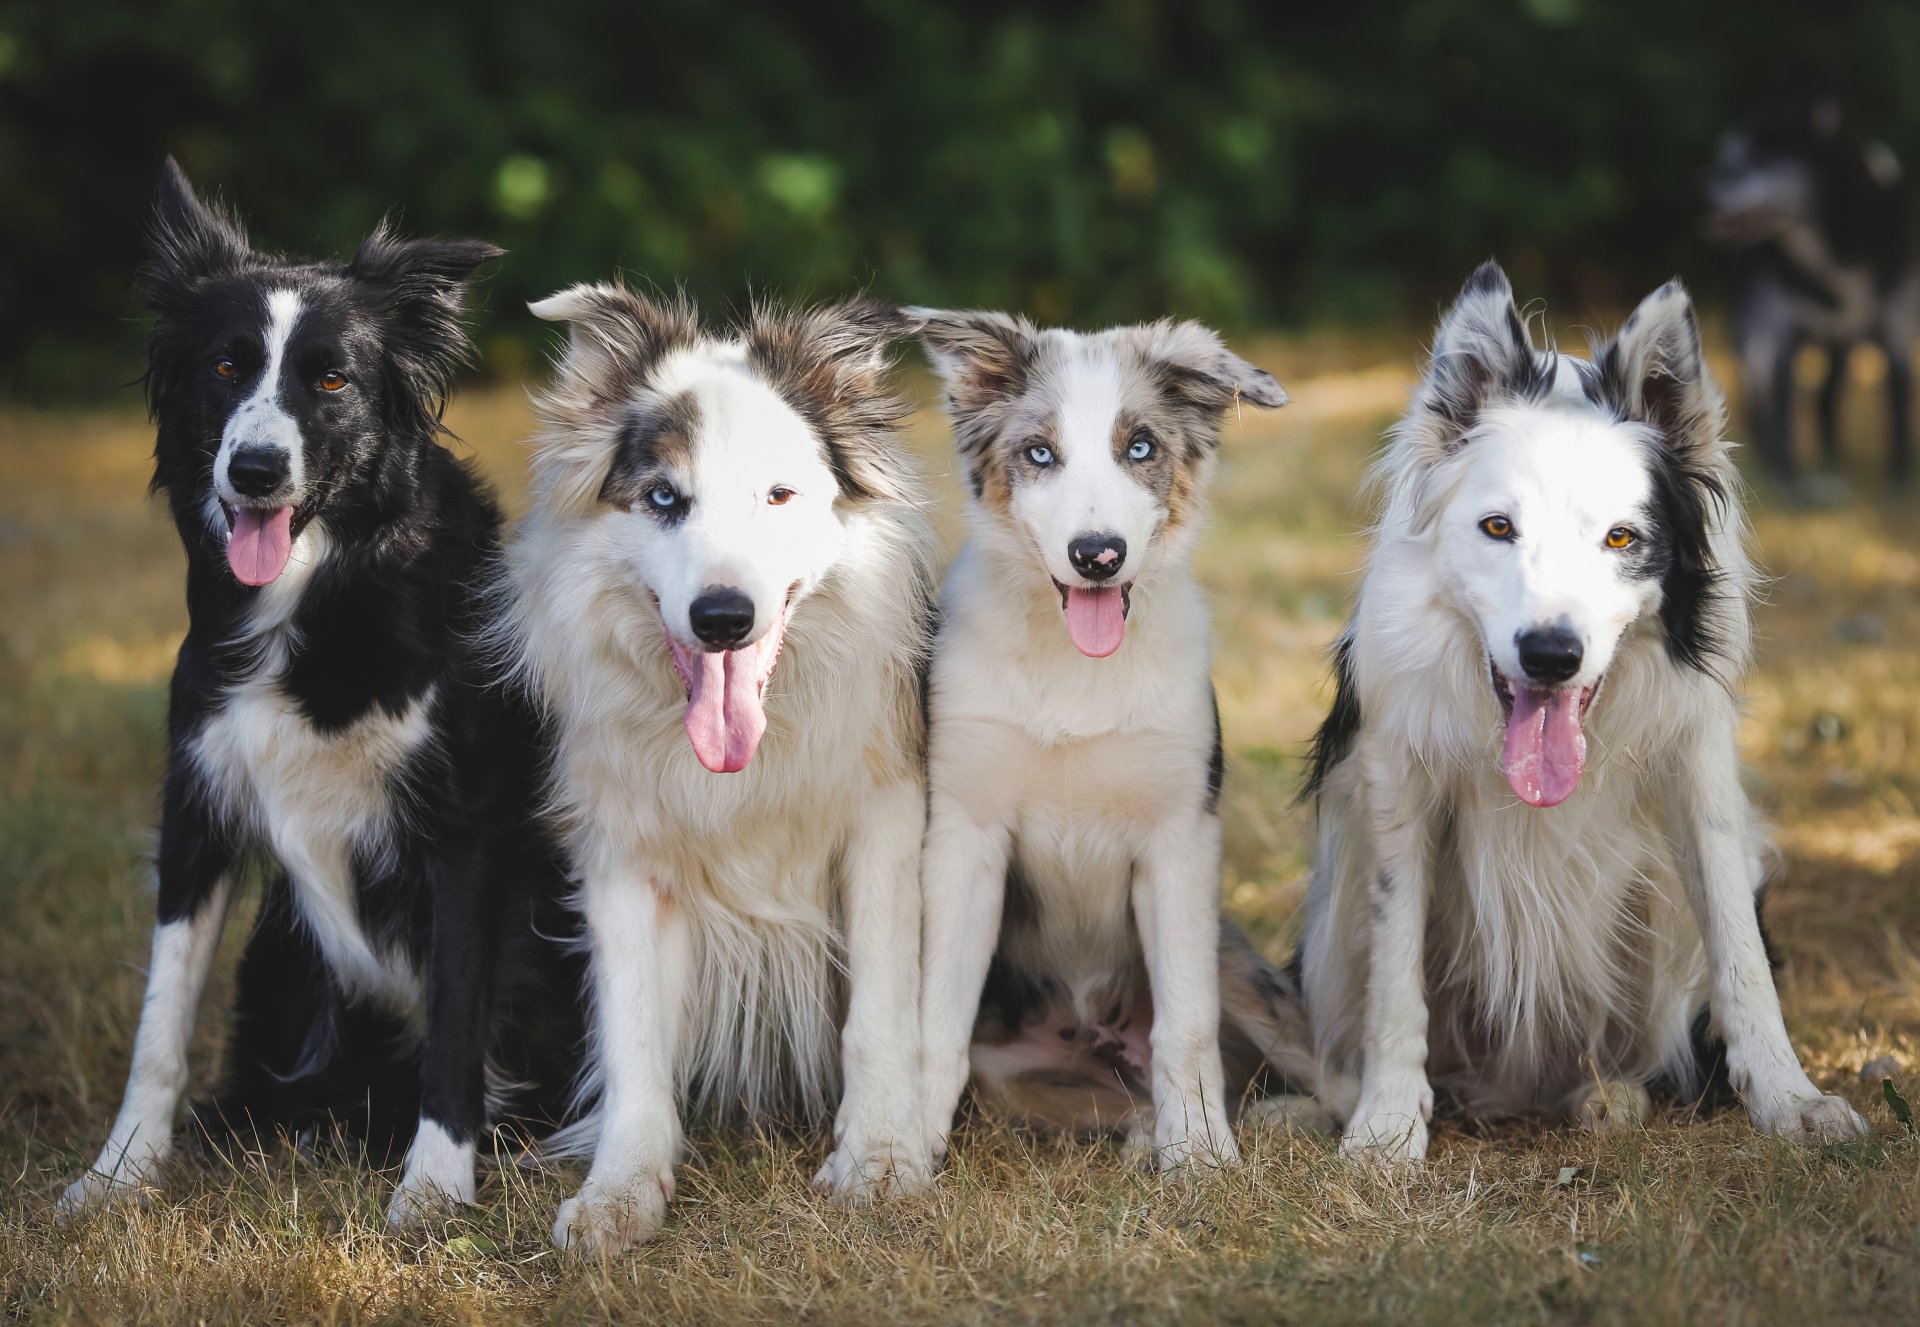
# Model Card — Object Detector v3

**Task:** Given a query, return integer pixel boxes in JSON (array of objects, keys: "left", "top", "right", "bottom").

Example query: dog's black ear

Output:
[
  {"left": 529, "top": 281, "right": 700, "bottom": 400},
  {"left": 1139, "top": 320, "right": 1288, "bottom": 418},
  {"left": 1417, "top": 260, "right": 1538, "bottom": 435},
  {"left": 1596, "top": 279, "right": 1724, "bottom": 455},
  {"left": 746, "top": 298, "right": 921, "bottom": 504},
  {"left": 144, "top": 157, "right": 252, "bottom": 310},
  {"left": 911, "top": 308, "right": 1039, "bottom": 415},
  {"left": 349, "top": 221, "right": 504, "bottom": 429}
]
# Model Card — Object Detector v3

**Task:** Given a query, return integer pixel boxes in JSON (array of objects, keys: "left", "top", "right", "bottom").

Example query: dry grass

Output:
[{"left": 4, "top": 338, "right": 1918, "bottom": 1324}]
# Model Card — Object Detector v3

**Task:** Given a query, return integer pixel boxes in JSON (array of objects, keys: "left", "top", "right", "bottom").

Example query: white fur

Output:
[
  {"left": 1307, "top": 277, "right": 1869, "bottom": 1163},
  {"left": 385, "top": 1118, "right": 476, "bottom": 1228},
  {"left": 214, "top": 289, "right": 307, "bottom": 512},
  {"left": 918, "top": 329, "right": 1241, "bottom": 1171},
  {"left": 502, "top": 306, "right": 936, "bottom": 1255},
  {"left": 57, "top": 879, "right": 235, "bottom": 1215}
]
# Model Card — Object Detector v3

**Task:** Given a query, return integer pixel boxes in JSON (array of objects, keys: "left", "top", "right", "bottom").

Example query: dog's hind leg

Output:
[
  {"left": 60, "top": 754, "right": 238, "bottom": 1217},
  {"left": 1565, "top": 1077, "right": 1651, "bottom": 1134}
]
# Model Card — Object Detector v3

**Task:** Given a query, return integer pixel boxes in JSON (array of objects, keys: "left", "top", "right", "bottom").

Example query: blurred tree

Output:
[{"left": 2, "top": 0, "right": 1917, "bottom": 397}]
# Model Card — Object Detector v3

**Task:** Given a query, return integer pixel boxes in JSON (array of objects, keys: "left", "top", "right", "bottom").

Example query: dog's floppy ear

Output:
[
  {"left": 1595, "top": 279, "right": 1725, "bottom": 458},
  {"left": 529, "top": 281, "right": 699, "bottom": 400},
  {"left": 348, "top": 221, "right": 503, "bottom": 430},
  {"left": 1140, "top": 320, "right": 1288, "bottom": 420},
  {"left": 144, "top": 157, "right": 253, "bottom": 311},
  {"left": 911, "top": 308, "right": 1039, "bottom": 416},
  {"left": 745, "top": 297, "right": 921, "bottom": 505},
  {"left": 1417, "top": 260, "right": 1538, "bottom": 436}
]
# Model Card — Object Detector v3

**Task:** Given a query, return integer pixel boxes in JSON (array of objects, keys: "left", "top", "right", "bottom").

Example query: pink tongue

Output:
[
  {"left": 682, "top": 645, "right": 767, "bottom": 773},
  {"left": 227, "top": 507, "right": 294, "bottom": 586},
  {"left": 1064, "top": 587, "right": 1126, "bottom": 658},
  {"left": 1501, "top": 683, "right": 1586, "bottom": 807}
]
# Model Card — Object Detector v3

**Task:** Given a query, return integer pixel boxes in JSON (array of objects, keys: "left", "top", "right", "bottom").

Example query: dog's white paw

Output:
[
  {"left": 1750, "top": 1089, "right": 1870, "bottom": 1144},
  {"left": 1150, "top": 1108, "right": 1241, "bottom": 1175},
  {"left": 56, "top": 1164, "right": 149, "bottom": 1221},
  {"left": 1340, "top": 1084, "right": 1432, "bottom": 1167},
  {"left": 813, "top": 1135, "right": 934, "bottom": 1207},
  {"left": 1570, "top": 1079, "right": 1651, "bottom": 1134},
  {"left": 551, "top": 1172, "right": 673, "bottom": 1256},
  {"left": 384, "top": 1122, "right": 477, "bottom": 1230}
]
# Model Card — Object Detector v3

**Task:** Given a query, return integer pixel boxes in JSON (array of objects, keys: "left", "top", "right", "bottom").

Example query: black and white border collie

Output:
[
  {"left": 492, "top": 285, "right": 938, "bottom": 1254},
  {"left": 911, "top": 312, "right": 1321, "bottom": 1170},
  {"left": 1298, "top": 262, "right": 1869, "bottom": 1161},
  {"left": 58, "top": 160, "right": 581, "bottom": 1228}
]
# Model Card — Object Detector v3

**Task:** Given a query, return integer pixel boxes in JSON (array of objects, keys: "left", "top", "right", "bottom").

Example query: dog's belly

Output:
[{"left": 192, "top": 677, "right": 434, "bottom": 1013}]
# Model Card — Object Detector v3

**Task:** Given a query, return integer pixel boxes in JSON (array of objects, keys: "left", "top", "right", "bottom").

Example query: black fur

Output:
[
  {"left": 1302, "top": 631, "right": 1361, "bottom": 801},
  {"left": 133, "top": 160, "right": 583, "bottom": 1172}
]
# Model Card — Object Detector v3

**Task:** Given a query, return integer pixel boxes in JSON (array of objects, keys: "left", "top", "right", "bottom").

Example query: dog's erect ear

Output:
[
  {"left": 529, "top": 282, "right": 699, "bottom": 398},
  {"left": 1140, "top": 320, "right": 1288, "bottom": 419},
  {"left": 144, "top": 157, "right": 252, "bottom": 310},
  {"left": 1597, "top": 279, "right": 1724, "bottom": 455},
  {"left": 911, "top": 308, "right": 1039, "bottom": 415},
  {"left": 349, "top": 221, "right": 504, "bottom": 427},
  {"left": 746, "top": 298, "right": 922, "bottom": 504},
  {"left": 1418, "top": 261, "right": 1537, "bottom": 431}
]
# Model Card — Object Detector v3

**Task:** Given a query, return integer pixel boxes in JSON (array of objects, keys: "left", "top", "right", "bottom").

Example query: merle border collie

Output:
[
  {"left": 911, "top": 311, "right": 1324, "bottom": 1170},
  {"left": 490, "top": 284, "right": 938, "bottom": 1254},
  {"left": 57, "top": 160, "right": 582, "bottom": 1228},
  {"left": 1297, "top": 262, "right": 1869, "bottom": 1161}
]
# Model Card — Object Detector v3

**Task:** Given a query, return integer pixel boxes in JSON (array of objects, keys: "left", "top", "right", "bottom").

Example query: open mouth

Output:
[
  {"left": 219, "top": 499, "right": 297, "bottom": 587},
  {"left": 660, "top": 584, "right": 797, "bottom": 774},
  {"left": 1491, "top": 659, "right": 1601, "bottom": 809},
  {"left": 1051, "top": 579, "right": 1134, "bottom": 659}
]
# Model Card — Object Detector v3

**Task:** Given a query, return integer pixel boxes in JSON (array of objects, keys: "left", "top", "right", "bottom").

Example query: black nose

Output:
[
  {"left": 1516, "top": 625, "right": 1584, "bottom": 684},
  {"left": 227, "top": 448, "right": 290, "bottom": 498},
  {"left": 689, "top": 588, "right": 756, "bottom": 648},
  {"left": 1067, "top": 533, "right": 1127, "bottom": 581}
]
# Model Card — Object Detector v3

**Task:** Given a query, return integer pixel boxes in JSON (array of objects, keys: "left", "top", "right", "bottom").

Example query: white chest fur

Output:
[{"left": 190, "top": 590, "right": 434, "bottom": 1013}]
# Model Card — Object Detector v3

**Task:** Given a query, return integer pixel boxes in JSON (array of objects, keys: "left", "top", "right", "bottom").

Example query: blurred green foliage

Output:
[{"left": 3, "top": 0, "right": 1919, "bottom": 398}]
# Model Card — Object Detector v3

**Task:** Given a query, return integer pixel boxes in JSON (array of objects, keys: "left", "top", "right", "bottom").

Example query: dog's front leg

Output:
[
  {"left": 1680, "top": 729, "right": 1867, "bottom": 1143},
  {"left": 816, "top": 777, "right": 933, "bottom": 1204},
  {"left": 553, "top": 868, "right": 690, "bottom": 1255},
  {"left": 1132, "top": 808, "right": 1238, "bottom": 1170},
  {"left": 1339, "top": 757, "right": 1435, "bottom": 1166},
  {"left": 917, "top": 789, "right": 1011, "bottom": 1163},
  {"left": 60, "top": 757, "right": 236, "bottom": 1217}
]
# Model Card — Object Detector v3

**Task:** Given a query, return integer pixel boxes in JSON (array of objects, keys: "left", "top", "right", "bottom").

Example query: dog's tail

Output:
[{"left": 1219, "top": 922, "right": 1339, "bottom": 1132}]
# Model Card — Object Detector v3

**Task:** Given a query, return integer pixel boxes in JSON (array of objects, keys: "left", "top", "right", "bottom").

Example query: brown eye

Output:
[
  {"left": 1606, "top": 526, "right": 1636, "bottom": 550},
  {"left": 318, "top": 370, "right": 348, "bottom": 392},
  {"left": 1480, "top": 515, "right": 1515, "bottom": 540},
  {"left": 767, "top": 486, "right": 795, "bottom": 506},
  {"left": 211, "top": 358, "right": 237, "bottom": 379}
]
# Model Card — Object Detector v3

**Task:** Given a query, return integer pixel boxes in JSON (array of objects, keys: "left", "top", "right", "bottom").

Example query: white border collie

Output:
[
  {"left": 493, "top": 286, "right": 938, "bottom": 1253},
  {"left": 1300, "top": 262, "right": 1869, "bottom": 1161},
  {"left": 912, "top": 311, "right": 1317, "bottom": 1170},
  {"left": 59, "top": 161, "right": 582, "bottom": 1229}
]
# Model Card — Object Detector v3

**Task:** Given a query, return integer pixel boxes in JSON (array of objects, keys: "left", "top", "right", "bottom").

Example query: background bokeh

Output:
[{"left": 5, "top": 0, "right": 1920, "bottom": 398}]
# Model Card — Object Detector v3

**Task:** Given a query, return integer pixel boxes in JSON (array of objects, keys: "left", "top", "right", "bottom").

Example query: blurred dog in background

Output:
[{"left": 1706, "top": 99, "right": 1920, "bottom": 491}]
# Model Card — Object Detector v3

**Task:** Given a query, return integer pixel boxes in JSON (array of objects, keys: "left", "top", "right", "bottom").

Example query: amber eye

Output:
[
  {"left": 1480, "top": 514, "right": 1515, "bottom": 540},
  {"left": 211, "top": 358, "right": 237, "bottom": 379},
  {"left": 318, "top": 370, "right": 348, "bottom": 392},
  {"left": 767, "top": 486, "right": 795, "bottom": 506},
  {"left": 1605, "top": 526, "right": 1637, "bottom": 550}
]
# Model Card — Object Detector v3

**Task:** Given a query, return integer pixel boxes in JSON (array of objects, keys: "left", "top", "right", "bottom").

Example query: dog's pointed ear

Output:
[
  {"left": 1597, "top": 279, "right": 1724, "bottom": 456},
  {"left": 911, "top": 308, "right": 1039, "bottom": 415},
  {"left": 144, "top": 157, "right": 252, "bottom": 310},
  {"left": 529, "top": 281, "right": 698, "bottom": 397},
  {"left": 349, "top": 220, "right": 504, "bottom": 425},
  {"left": 1140, "top": 320, "right": 1288, "bottom": 418},
  {"left": 1418, "top": 260, "right": 1536, "bottom": 431},
  {"left": 746, "top": 298, "right": 922, "bottom": 505}
]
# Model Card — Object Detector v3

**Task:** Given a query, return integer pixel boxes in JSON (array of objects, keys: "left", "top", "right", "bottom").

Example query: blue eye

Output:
[
  {"left": 1126, "top": 430, "right": 1156, "bottom": 461},
  {"left": 645, "top": 484, "right": 682, "bottom": 512},
  {"left": 1026, "top": 443, "right": 1054, "bottom": 466}
]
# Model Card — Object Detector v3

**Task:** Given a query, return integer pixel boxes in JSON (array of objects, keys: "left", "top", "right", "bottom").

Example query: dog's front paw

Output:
[
  {"left": 1750, "top": 1089, "right": 1870, "bottom": 1144},
  {"left": 1151, "top": 1118, "right": 1242, "bottom": 1174},
  {"left": 1340, "top": 1082, "right": 1433, "bottom": 1167},
  {"left": 56, "top": 1164, "right": 149, "bottom": 1221},
  {"left": 385, "top": 1125, "right": 477, "bottom": 1230},
  {"left": 813, "top": 1134, "right": 934, "bottom": 1207},
  {"left": 1569, "top": 1079, "right": 1651, "bottom": 1134},
  {"left": 551, "top": 1172, "right": 673, "bottom": 1256}
]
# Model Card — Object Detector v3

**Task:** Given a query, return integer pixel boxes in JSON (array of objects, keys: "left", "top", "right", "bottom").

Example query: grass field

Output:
[{"left": 3, "top": 336, "right": 1919, "bottom": 1324}]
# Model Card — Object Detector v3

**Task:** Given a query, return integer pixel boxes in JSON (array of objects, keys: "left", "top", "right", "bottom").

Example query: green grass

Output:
[{"left": 4, "top": 339, "right": 1919, "bottom": 1323}]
